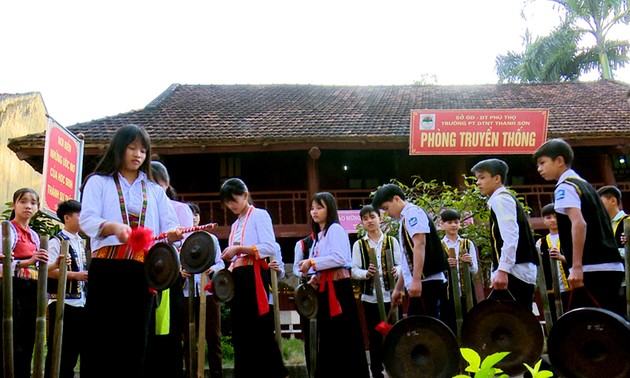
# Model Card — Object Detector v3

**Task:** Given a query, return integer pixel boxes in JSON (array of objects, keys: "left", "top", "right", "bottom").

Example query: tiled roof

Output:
[{"left": 8, "top": 81, "right": 630, "bottom": 152}]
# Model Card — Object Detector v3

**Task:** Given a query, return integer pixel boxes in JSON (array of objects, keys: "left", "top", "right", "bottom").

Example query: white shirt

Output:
[
  {"left": 398, "top": 203, "right": 446, "bottom": 291},
  {"left": 487, "top": 186, "right": 537, "bottom": 285},
  {"left": 442, "top": 235, "right": 479, "bottom": 296},
  {"left": 47, "top": 229, "right": 87, "bottom": 307},
  {"left": 79, "top": 171, "right": 180, "bottom": 252},
  {"left": 351, "top": 232, "right": 402, "bottom": 303},
  {"left": 311, "top": 223, "right": 352, "bottom": 271}
]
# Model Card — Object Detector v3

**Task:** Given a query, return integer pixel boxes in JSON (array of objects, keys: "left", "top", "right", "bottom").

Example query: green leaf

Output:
[
  {"left": 460, "top": 348, "right": 481, "bottom": 372},
  {"left": 480, "top": 351, "right": 510, "bottom": 370}
]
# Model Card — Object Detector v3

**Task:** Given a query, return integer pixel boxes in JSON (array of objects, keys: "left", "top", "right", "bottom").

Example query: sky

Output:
[{"left": 2, "top": 0, "right": 629, "bottom": 127}]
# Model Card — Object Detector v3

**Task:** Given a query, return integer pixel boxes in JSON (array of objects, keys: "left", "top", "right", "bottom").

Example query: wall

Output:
[{"left": 0, "top": 93, "right": 47, "bottom": 207}]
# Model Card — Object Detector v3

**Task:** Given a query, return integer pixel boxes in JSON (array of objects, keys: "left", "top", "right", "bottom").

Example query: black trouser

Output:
[
  {"left": 0, "top": 278, "right": 38, "bottom": 378},
  {"left": 83, "top": 259, "right": 154, "bottom": 378},
  {"left": 489, "top": 273, "right": 535, "bottom": 311},
  {"left": 567, "top": 271, "right": 625, "bottom": 318},
  {"left": 406, "top": 279, "right": 445, "bottom": 318},
  {"left": 362, "top": 301, "right": 390, "bottom": 378},
  {"left": 45, "top": 303, "right": 86, "bottom": 378},
  {"left": 145, "top": 279, "right": 185, "bottom": 378}
]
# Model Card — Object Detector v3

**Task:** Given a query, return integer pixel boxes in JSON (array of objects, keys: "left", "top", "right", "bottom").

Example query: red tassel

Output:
[
  {"left": 375, "top": 321, "right": 393, "bottom": 336},
  {"left": 254, "top": 259, "right": 270, "bottom": 316},
  {"left": 319, "top": 270, "right": 342, "bottom": 317},
  {"left": 129, "top": 226, "right": 154, "bottom": 252},
  {"left": 203, "top": 279, "right": 213, "bottom": 293}
]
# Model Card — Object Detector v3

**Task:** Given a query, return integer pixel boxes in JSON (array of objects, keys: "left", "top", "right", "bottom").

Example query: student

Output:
[
  {"left": 0, "top": 188, "right": 49, "bottom": 378},
  {"left": 44, "top": 199, "right": 88, "bottom": 378},
  {"left": 298, "top": 192, "right": 369, "bottom": 378},
  {"left": 371, "top": 184, "right": 448, "bottom": 318},
  {"left": 536, "top": 203, "right": 571, "bottom": 318},
  {"left": 188, "top": 202, "right": 201, "bottom": 228},
  {"left": 351, "top": 204, "right": 401, "bottom": 378},
  {"left": 471, "top": 158, "right": 538, "bottom": 310},
  {"left": 182, "top": 201, "right": 224, "bottom": 378},
  {"left": 534, "top": 139, "right": 625, "bottom": 316},
  {"left": 439, "top": 208, "right": 479, "bottom": 333},
  {"left": 145, "top": 160, "right": 190, "bottom": 378},
  {"left": 79, "top": 124, "right": 183, "bottom": 378},
  {"left": 597, "top": 185, "right": 629, "bottom": 254},
  {"left": 219, "top": 178, "right": 287, "bottom": 378}
]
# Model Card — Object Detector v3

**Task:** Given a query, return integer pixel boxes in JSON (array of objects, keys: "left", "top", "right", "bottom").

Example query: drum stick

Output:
[
  {"left": 51, "top": 240, "right": 69, "bottom": 378},
  {"left": 368, "top": 248, "right": 387, "bottom": 322},
  {"left": 197, "top": 274, "right": 207, "bottom": 378},
  {"left": 1, "top": 221, "right": 14, "bottom": 378},
  {"left": 32, "top": 235, "right": 49, "bottom": 378},
  {"left": 154, "top": 223, "right": 218, "bottom": 241}
]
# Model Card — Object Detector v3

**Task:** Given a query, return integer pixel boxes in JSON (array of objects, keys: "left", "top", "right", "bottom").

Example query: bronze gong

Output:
[
  {"left": 180, "top": 231, "right": 216, "bottom": 274},
  {"left": 548, "top": 307, "right": 630, "bottom": 378},
  {"left": 294, "top": 283, "right": 318, "bottom": 319},
  {"left": 212, "top": 269, "right": 235, "bottom": 302},
  {"left": 383, "top": 315, "right": 460, "bottom": 378},
  {"left": 144, "top": 242, "right": 181, "bottom": 291},
  {"left": 460, "top": 299, "right": 543, "bottom": 377}
]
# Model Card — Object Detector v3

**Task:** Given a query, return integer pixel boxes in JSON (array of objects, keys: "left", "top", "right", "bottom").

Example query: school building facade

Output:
[{"left": 7, "top": 81, "right": 630, "bottom": 253}]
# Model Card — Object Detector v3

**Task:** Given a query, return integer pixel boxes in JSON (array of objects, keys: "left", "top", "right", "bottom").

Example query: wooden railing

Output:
[{"left": 180, "top": 182, "right": 630, "bottom": 228}]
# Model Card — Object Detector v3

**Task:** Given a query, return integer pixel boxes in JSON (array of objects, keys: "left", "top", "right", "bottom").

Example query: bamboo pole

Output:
[
  {"left": 32, "top": 235, "right": 49, "bottom": 378},
  {"left": 2, "top": 221, "right": 14, "bottom": 378},
  {"left": 270, "top": 257, "right": 282, "bottom": 349},
  {"left": 448, "top": 248, "right": 463, "bottom": 340},
  {"left": 367, "top": 248, "right": 387, "bottom": 322},
  {"left": 461, "top": 262, "right": 474, "bottom": 313},
  {"left": 535, "top": 251, "right": 553, "bottom": 338},
  {"left": 549, "top": 258, "right": 563, "bottom": 320},
  {"left": 197, "top": 274, "right": 207, "bottom": 378},
  {"left": 188, "top": 277, "right": 196, "bottom": 378},
  {"left": 383, "top": 248, "right": 398, "bottom": 323},
  {"left": 51, "top": 240, "right": 69, "bottom": 378}
]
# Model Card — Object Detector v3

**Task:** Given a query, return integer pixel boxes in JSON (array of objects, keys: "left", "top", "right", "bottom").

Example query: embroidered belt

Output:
[
  {"left": 231, "top": 256, "right": 256, "bottom": 269},
  {"left": 92, "top": 244, "right": 146, "bottom": 263},
  {"left": 316, "top": 267, "right": 351, "bottom": 281},
  {"left": 0, "top": 265, "right": 39, "bottom": 280}
]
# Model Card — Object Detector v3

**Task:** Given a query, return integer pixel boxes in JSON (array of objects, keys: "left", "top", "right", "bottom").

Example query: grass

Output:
[{"left": 221, "top": 336, "right": 305, "bottom": 366}]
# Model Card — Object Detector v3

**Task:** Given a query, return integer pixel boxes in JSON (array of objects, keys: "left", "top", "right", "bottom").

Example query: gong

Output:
[
  {"left": 294, "top": 283, "right": 318, "bottom": 319},
  {"left": 460, "top": 299, "right": 543, "bottom": 377},
  {"left": 383, "top": 315, "right": 460, "bottom": 378},
  {"left": 548, "top": 307, "right": 630, "bottom": 378},
  {"left": 181, "top": 231, "right": 216, "bottom": 274},
  {"left": 212, "top": 269, "right": 235, "bottom": 302},
  {"left": 145, "top": 242, "right": 181, "bottom": 291}
]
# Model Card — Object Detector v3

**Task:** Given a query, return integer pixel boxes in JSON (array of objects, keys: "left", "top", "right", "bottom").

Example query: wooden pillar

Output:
[
  {"left": 452, "top": 157, "right": 467, "bottom": 189},
  {"left": 307, "top": 147, "right": 321, "bottom": 202},
  {"left": 598, "top": 153, "right": 617, "bottom": 186}
]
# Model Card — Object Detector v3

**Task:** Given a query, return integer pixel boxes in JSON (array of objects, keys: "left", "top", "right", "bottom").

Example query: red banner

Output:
[
  {"left": 41, "top": 118, "right": 84, "bottom": 217},
  {"left": 409, "top": 109, "right": 548, "bottom": 155}
]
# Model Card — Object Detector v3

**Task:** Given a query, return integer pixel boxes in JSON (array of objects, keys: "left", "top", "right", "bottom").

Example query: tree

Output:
[{"left": 496, "top": 0, "right": 630, "bottom": 82}]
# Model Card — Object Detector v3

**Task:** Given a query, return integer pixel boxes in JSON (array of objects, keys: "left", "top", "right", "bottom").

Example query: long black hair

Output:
[
  {"left": 81, "top": 124, "right": 153, "bottom": 193},
  {"left": 310, "top": 192, "right": 339, "bottom": 239}
]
